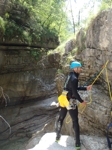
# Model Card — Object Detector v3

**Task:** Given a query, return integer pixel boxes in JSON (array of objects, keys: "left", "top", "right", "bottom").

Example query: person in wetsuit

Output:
[{"left": 55, "top": 61, "right": 92, "bottom": 150}]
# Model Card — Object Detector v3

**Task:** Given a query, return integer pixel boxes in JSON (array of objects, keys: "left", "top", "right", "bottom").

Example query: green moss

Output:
[
  {"left": 30, "top": 50, "right": 40, "bottom": 60},
  {"left": 57, "top": 69, "right": 63, "bottom": 74},
  {"left": 0, "top": 17, "right": 5, "bottom": 37},
  {"left": 71, "top": 47, "right": 78, "bottom": 55},
  {"left": 4, "top": 13, "right": 10, "bottom": 19}
]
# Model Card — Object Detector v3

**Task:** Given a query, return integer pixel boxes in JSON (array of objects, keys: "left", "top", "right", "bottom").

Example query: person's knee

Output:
[
  {"left": 58, "top": 116, "right": 65, "bottom": 122},
  {"left": 73, "top": 119, "right": 79, "bottom": 126}
]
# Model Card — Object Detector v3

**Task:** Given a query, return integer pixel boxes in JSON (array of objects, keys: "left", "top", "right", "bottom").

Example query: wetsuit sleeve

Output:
[
  {"left": 71, "top": 78, "right": 84, "bottom": 103},
  {"left": 77, "top": 86, "right": 87, "bottom": 90}
]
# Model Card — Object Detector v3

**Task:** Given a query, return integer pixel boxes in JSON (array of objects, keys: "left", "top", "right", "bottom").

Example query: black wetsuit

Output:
[{"left": 56, "top": 71, "right": 86, "bottom": 146}]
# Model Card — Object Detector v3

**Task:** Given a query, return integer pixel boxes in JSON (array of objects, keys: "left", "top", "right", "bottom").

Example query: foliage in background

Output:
[
  {"left": 1, "top": 0, "right": 70, "bottom": 44},
  {"left": 30, "top": 48, "right": 46, "bottom": 60},
  {"left": 98, "top": 0, "right": 112, "bottom": 11},
  {"left": 76, "top": 0, "right": 112, "bottom": 30},
  {"left": 0, "top": 17, "right": 5, "bottom": 37},
  {"left": 71, "top": 0, "right": 111, "bottom": 31},
  {"left": 2, "top": 0, "right": 111, "bottom": 45},
  {"left": 81, "top": 0, "right": 112, "bottom": 30}
]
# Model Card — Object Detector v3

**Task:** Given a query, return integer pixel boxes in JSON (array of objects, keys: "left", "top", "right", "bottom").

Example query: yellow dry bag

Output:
[{"left": 58, "top": 90, "right": 69, "bottom": 107}]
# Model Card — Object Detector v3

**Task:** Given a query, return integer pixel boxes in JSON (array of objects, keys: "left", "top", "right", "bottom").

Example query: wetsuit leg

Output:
[
  {"left": 55, "top": 107, "right": 67, "bottom": 141},
  {"left": 69, "top": 106, "right": 80, "bottom": 146}
]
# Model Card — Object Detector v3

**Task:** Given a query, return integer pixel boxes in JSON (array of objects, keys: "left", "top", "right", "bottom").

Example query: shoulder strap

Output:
[{"left": 64, "top": 74, "right": 71, "bottom": 89}]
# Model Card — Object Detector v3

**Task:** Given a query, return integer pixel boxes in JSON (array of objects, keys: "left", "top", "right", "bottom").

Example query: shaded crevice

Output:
[{"left": 0, "top": 43, "right": 56, "bottom": 50}]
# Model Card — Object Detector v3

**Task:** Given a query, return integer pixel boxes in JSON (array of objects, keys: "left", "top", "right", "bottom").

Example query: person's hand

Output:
[
  {"left": 87, "top": 85, "right": 92, "bottom": 90},
  {"left": 81, "top": 101, "right": 87, "bottom": 106}
]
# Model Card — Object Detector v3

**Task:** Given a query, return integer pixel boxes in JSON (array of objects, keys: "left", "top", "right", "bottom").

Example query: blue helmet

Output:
[{"left": 70, "top": 61, "right": 82, "bottom": 69}]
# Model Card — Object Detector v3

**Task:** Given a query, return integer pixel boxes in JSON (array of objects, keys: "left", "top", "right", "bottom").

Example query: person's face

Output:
[
  {"left": 74, "top": 67, "right": 82, "bottom": 74},
  {"left": 77, "top": 67, "right": 82, "bottom": 74}
]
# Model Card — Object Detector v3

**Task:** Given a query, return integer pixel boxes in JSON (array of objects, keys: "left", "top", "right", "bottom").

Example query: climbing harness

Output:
[{"left": 69, "top": 99, "right": 77, "bottom": 110}]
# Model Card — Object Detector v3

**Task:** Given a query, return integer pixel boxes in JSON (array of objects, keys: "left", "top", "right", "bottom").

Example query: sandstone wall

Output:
[
  {"left": 0, "top": 47, "right": 60, "bottom": 141},
  {"left": 76, "top": 10, "right": 112, "bottom": 90},
  {"left": 0, "top": 48, "right": 61, "bottom": 106}
]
